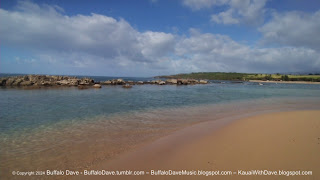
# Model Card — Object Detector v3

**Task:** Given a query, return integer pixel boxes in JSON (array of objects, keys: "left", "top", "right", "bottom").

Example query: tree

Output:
[
  {"left": 281, "top": 75, "right": 289, "bottom": 81},
  {"left": 265, "top": 74, "right": 272, "bottom": 80}
]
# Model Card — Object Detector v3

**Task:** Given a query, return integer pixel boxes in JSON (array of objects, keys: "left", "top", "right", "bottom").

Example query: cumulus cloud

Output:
[
  {"left": 211, "top": 0, "right": 267, "bottom": 25},
  {"left": 259, "top": 10, "right": 320, "bottom": 50},
  {"left": 1, "top": 1, "right": 319, "bottom": 76},
  {"left": 211, "top": 9, "right": 239, "bottom": 24},
  {"left": 0, "top": 1, "right": 177, "bottom": 75},
  {"left": 183, "top": 0, "right": 267, "bottom": 25},
  {"left": 174, "top": 29, "right": 320, "bottom": 73}
]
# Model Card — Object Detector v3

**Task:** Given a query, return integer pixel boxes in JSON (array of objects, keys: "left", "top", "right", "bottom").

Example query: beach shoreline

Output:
[
  {"left": 80, "top": 110, "right": 320, "bottom": 180},
  {"left": 249, "top": 80, "right": 320, "bottom": 84},
  {"left": 2, "top": 98, "right": 320, "bottom": 180}
]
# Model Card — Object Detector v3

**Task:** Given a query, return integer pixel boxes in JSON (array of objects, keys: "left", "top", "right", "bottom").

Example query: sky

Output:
[{"left": 1, "top": 0, "right": 320, "bottom": 77}]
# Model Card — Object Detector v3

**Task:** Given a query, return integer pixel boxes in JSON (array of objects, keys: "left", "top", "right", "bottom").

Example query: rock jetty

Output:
[
  {"left": 0, "top": 75, "right": 95, "bottom": 87},
  {"left": 0, "top": 75, "right": 208, "bottom": 89},
  {"left": 101, "top": 78, "right": 208, "bottom": 85}
]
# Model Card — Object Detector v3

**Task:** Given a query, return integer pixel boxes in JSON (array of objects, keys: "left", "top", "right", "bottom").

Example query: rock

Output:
[
  {"left": 122, "top": 84, "right": 132, "bottom": 88},
  {"left": 137, "top": 81, "right": 144, "bottom": 84},
  {"left": 41, "top": 81, "right": 54, "bottom": 86},
  {"left": 177, "top": 79, "right": 189, "bottom": 85},
  {"left": 22, "top": 75, "right": 29, "bottom": 81},
  {"left": 199, "top": 80, "right": 208, "bottom": 84},
  {"left": 116, "top": 79, "right": 125, "bottom": 85},
  {"left": 93, "top": 84, "right": 102, "bottom": 88},
  {"left": 0, "top": 75, "right": 94, "bottom": 87},
  {"left": 188, "top": 79, "right": 199, "bottom": 84},
  {"left": 20, "top": 81, "right": 34, "bottom": 86},
  {"left": 5, "top": 78, "right": 16, "bottom": 86},
  {"left": 57, "top": 80, "right": 70, "bottom": 85},
  {"left": 159, "top": 81, "right": 166, "bottom": 85},
  {"left": 0, "top": 78, "right": 7, "bottom": 86},
  {"left": 69, "top": 79, "right": 80, "bottom": 86},
  {"left": 79, "top": 78, "right": 94, "bottom": 85},
  {"left": 166, "top": 79, "right": 178, "bottom": 84},
  {"left": 102, "top": 80, "right": 112, "bottom": 85}
]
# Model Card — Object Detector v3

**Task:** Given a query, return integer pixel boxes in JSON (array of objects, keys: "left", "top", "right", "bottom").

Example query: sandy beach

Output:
[
  {"left": 79, "top": 110, "right": 320, "bottom": 180},
  {"left": 249, "top": 80, "right": 320, "bottom": 84}
]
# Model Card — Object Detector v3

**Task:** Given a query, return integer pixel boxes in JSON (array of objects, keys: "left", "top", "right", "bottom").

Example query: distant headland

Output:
[{"left": 156, "top": 72, "right": 320, "bottom": 83}]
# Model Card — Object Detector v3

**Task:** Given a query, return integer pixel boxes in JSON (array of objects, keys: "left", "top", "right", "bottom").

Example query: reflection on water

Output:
[{"left": 0, "top": 82, "right": 320, "bottom": 179}]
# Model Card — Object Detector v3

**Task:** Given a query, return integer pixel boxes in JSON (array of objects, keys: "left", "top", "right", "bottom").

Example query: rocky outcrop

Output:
[
  {"left": 103, "top": 80, "right": 112, "bottom": 85},
  {"left": 101, "top": 79, "right": 125, "bottom": 85},
  {"left": 0, "top": 75, "right": 94, "bottom": 87},
  {"left": 101, "top": 78, "right": 209, "bottom": 86},
  {"left": 166, "top": 79, "right": 178, "bottom": 84},
  {"left": 0, "top": 75, "right": 209, "bottom": 89}
]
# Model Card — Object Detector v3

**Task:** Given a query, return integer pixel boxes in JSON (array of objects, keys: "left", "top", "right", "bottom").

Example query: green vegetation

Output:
[{"left": 156, "top": 72, "right": 320, "bottom": 82}]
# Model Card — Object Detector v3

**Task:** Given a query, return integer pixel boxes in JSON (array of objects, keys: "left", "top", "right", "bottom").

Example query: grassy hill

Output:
[{"left": 156, "top": 72, "right": 320, "bottom": 82}]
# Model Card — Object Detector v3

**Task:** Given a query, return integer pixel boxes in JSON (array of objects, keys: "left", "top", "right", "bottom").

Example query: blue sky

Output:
[{"left": 1, "top": 0, "right": 320, "bottom": 76}]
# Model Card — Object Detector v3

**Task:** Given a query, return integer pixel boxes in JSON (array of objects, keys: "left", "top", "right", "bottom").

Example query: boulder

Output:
[
  {"left": 0, "top": 78, "right": 7, "bottom": 86},
  {"left": 188, "top": 79, "right": 199, "bottom": 84},
  {"left": 199, "top": 80, "right": 208, "bottom": 84},
  {"left": 159, "top": 81, "right": 166, "bottom": 85},
  {"left": 79, "top": 78, "right": 94, "bottom": 85},
  {"left": 22, "top": 75, "right": 29, "bottom": 81},
  {"left": 41, "top": 81, "right": 54, "bottom": 86},
  {"left": 137, "top": 81, "right": 144, "bottom": 84},
  {"left": 69, "top": 79, "right": 80, "bottom": 86},
  {"left": 176, "top": 79, "right": 189, "bottom": 85},
  {"left": 93, "top": 84, "right": 102, "bottom": 88},
  {"left": 166, "top": 79, "right": 178, "bottom": 84},
  {"left": 103, "top": 80, "right": 112, "bottom": 85},
  {"left": 5, "top": 78, "right": 16, "bottom": 86},
  {"left": 57, "top": 80, "right": 70, "bottom": 85},
  {"left": 116, "top": 79, "right": 125, "bottom": 85},
  {"left": 20, "top": 81, "right": 34, "bottom": 86}
]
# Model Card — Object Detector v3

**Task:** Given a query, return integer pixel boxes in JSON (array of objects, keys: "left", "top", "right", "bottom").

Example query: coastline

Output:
[
  {"left": 249, "top": 80, "right": 320, "bottom": 84},
  {"left": 2, "top": 97, "right": 320, "bottom": 180},
  {"left": 82, "top": 110, "right": 320, "bottom": 180}
]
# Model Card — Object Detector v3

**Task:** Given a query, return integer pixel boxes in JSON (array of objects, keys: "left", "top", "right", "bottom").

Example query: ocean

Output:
[{"left": 1, "top": 74, "right": 320, "bottom": 179}]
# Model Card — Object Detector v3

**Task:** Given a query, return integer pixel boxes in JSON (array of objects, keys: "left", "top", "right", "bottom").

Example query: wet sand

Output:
[{"left": 82, "top": 110, "right": 320, "bottom": 180}]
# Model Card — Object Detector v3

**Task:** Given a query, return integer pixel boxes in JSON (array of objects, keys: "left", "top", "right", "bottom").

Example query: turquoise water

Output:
[
  {"left": 1, "top": 81, "right": 320, "bottom": 133},
  {"left": 1, "top": 78, "right": 320, "bottom": 179}
]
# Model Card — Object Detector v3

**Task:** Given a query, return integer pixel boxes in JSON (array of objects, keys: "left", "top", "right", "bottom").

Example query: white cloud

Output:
[
  {"left": 0, "top": 1, "right": 177, "bottom": 76},
  {"left": 1, "top": 1, "right": 319, "bottom": 76},
  {"left": 211, "top": 9, "right": 239, "bottom": 24},
  {"left": 259, "top": 10, "right": 320, "bottom": 50},
  {"left": 211, "top": 0, "right": 267, "bottom": 25},
  {"left": 138, "top": 31, "right": 175, "bottom": 59},
  {"left": 183, "top": 0, "right": 267, "bottom": 25},
  {"left": 174, "top": 29, "right": 320, "bottom": 73}
]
